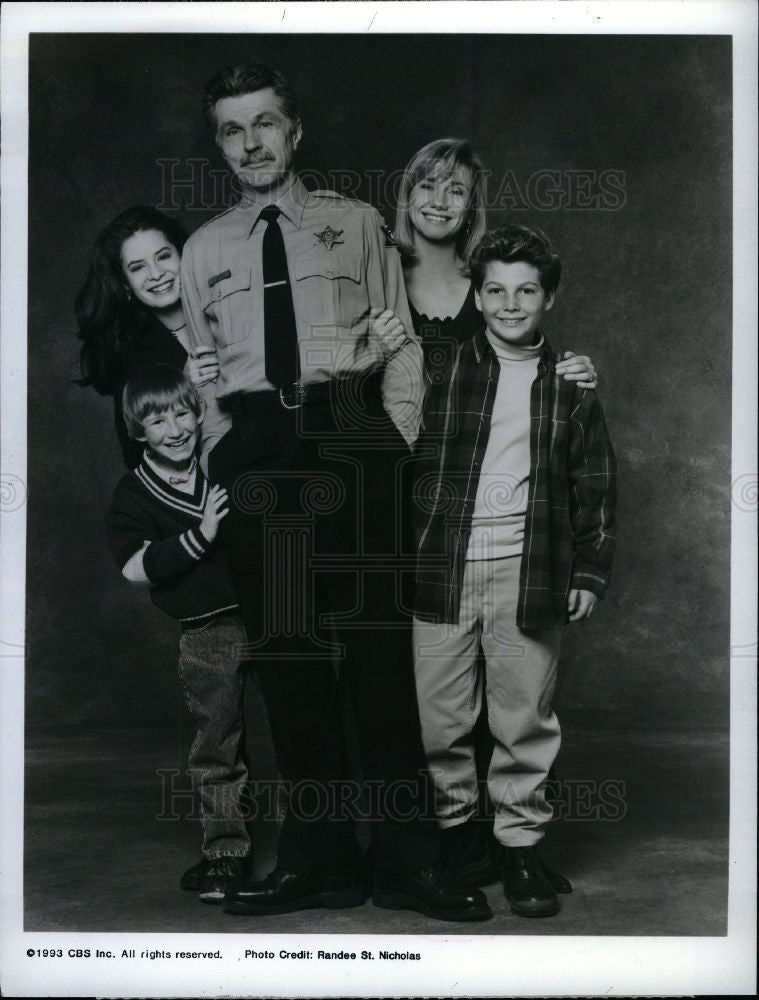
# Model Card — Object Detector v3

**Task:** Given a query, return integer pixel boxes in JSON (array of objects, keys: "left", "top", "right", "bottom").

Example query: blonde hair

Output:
[
  {"left": 122, "top": 365, "right": 202, "bottom": 440},
  {"left": 395, "top": 138, "right": 487, "bottom": 267}
]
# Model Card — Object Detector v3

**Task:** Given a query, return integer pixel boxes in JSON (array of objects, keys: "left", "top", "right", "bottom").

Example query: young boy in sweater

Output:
[
  {"left": 412, "top": 225, "right": 617, "bottom": 917},
  {"left": 105, "top": 364, "right": 251, "bottom": 904}
]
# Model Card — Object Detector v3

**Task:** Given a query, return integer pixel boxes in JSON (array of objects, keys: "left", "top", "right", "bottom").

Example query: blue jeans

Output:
[{"left": 178, "top": 613, "right": 251, "bottom": 859}]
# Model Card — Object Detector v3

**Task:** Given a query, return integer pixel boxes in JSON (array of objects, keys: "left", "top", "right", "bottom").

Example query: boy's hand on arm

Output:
[
  {"left": 567, "top": 588, "right": 599, "bottom": 622},
  {"left": 556, "top": 351, "right": 597, "bottom": 390},
  {"left": 199, "top": 484, "right": 229, "bottom": 544},
  {"left": 187, "top": 346, "right": 220, "bottom": 387}
]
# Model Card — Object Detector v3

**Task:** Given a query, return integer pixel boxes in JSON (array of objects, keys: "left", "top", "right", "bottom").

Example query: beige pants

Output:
[{"left": 413, "top": 555, "right": 562, "bottom": 847}]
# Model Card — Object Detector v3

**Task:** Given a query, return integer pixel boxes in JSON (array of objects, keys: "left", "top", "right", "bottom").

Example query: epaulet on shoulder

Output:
[
  {"left": 311, "top": 189, "right": 382, "bottom": 214},
  {"left": 191, "top": 205, "right": 238, "bottom": 235},
  {"left": 311, "top": 190, "right": 378, "bottom": 211}
]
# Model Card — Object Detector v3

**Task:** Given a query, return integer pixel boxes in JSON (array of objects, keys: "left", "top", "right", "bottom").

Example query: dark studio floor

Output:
[{"left": 24, "top": 712, "right": 729, "bottom": 938}]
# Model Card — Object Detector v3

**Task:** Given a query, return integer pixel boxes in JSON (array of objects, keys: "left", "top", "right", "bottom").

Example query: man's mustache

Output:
[{"left": 241, "top": 155, "right": 274, "bottom": 167}]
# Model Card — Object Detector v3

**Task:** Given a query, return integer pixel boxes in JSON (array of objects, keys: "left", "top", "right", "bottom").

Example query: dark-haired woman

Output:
[
  {"left": 75, "top": 206, "right": 242, "bottom": 898},
  {"left": 76, "top": 205, "right": 221, "bottom": 468}
]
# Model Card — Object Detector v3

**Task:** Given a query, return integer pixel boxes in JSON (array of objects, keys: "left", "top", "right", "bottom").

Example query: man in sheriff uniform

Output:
[{"left": 180, "top": 63, "right": 490, "bottom": 923}]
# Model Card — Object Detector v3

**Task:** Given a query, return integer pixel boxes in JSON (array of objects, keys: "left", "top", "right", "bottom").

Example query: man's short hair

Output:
[
  {"left": 122, "top": 365, "right": 202, "bottom": 440},
  {"left": 469, "top": 224, "right": 562, "bottom": 295},
  {"left": 202, "top": 63, "right": 299, "bottom": 129}
]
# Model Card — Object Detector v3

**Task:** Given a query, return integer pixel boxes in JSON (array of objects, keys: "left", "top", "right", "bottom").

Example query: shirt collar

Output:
[
  {"left": 472, "top": 324, "right": 553, "bottom": 364},
  {"left": 473, "top": 324, "right": 490, "bottom": 363},
  {"left": 240, "top": 175, "right": 309, "bottom": 233},
  {"left": 143, "top": 451, "right": 197, "bottom": 488}
]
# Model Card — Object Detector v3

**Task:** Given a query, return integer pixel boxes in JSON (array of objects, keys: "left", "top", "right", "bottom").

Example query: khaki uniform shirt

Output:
[{"left": 180, "top": 176, "right": 423, "bottom": 457}]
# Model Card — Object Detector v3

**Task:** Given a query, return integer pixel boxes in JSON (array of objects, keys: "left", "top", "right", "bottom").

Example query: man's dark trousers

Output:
[{"left": 208, "top": 375, "right": 440, "bottom": 878}]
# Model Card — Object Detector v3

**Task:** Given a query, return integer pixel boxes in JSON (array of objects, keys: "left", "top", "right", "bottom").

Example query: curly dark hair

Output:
[
  {"left": 74, "top": 206, "right": 188, "bottom": 395},
  {"left": 469, "top": 224, "right": 562, "bottom": 295},
  {"left": 202, "top": 63, "right": 299, "bottom": 130}
]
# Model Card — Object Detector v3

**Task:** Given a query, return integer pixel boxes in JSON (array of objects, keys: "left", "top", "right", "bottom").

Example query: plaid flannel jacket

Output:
[{"left": 412, "top": 327, "right": 617, "bottom": 629}]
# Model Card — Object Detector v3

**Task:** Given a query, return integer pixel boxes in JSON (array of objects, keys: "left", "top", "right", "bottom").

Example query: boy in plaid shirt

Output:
[{"left": 412, "top": 224, "right": 617, "bottom": 917}]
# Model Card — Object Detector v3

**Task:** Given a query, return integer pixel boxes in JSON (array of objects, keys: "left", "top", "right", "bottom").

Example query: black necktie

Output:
[{"left": 260, "top": 204, "right": 300, "bottom": 388}]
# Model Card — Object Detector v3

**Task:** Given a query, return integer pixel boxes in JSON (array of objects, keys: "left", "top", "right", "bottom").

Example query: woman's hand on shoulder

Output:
[
  {"left": 187, "top": 346, "right": 220, "bottom": 387},
  {"left": 556, "top": 350, "right": 598, "bottom": 390}
]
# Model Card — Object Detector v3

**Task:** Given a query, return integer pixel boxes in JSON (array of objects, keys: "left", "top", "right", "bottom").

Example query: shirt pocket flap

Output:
[
  {"left": 293, "top": 255, "right": 361, "bottom": 283},
  {"left": 203, "top": 267, "right": 252, "bottom": 310}
]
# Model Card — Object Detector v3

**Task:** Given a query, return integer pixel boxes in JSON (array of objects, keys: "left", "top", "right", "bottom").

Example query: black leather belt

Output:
[{"left": 224, "top": 373, "right": 381, "bottom": 417}]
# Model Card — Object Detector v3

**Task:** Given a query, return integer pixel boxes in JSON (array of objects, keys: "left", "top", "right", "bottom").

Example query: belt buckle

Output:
[{"left": 279, "top": 382, "right": 306, "bottom": 410}]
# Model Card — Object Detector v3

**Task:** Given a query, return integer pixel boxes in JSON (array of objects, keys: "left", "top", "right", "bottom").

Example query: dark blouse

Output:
[
  {"left": 408, "top": 282, "right": 480, "bottom": 383},
  {"left": 114, "top": 313, "right": 188, "bottom": 469}
]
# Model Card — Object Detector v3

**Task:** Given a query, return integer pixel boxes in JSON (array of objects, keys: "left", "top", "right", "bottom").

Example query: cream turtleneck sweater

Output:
[{"left": 465, "top": 333, "right": 544, "bottom": 561}]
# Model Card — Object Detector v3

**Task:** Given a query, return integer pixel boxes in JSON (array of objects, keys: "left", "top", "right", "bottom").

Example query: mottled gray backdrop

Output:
[{"left": 26, "top": 33, "right": 731, "bottom": 730}]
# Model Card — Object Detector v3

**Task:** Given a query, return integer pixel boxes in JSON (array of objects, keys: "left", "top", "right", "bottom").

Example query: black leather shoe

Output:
[
  {"left": 199, "top": 855, "right": 250, "bottom": 904},
  {"left": 538, "top": 858, "right": 573, "bottom": 894},
  {"left": 223, "top": 869, "right": 367, "bottom": 916},
  {"left": 373, "top": 865, "right": 492, "bottom": 922},
  {"left": 487, "top": 836, "right": 572, "bottom": 894},
  {"left": 180, "top": 858, "right": 209, "bottom": 891},
  {"left": 499, "top": 846, "right": 559, "bottom": 917},
  {"left": 450, "top": 851, "right": 496, "bottom": 887},
  {"left": 442, "top": 823, "right": 497, "bottom": 887},
  {"left": 444, "top": 827, "right": 571, "bottom": 892}
]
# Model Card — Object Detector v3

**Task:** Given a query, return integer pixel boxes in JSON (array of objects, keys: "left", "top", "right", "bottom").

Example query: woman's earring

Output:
[{"left": 464, "top": 215, "right": 473, "bottom": 241}]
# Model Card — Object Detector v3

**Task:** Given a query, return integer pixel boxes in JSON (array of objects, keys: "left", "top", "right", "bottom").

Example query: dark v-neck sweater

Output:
[{"left": 105, "top": 457, "right": 238, "bottom": 625}]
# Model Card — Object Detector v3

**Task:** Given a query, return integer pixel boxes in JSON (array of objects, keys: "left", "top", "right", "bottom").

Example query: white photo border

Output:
[{"left": 1, "top": 2, "right": 756, "bottom": 997}]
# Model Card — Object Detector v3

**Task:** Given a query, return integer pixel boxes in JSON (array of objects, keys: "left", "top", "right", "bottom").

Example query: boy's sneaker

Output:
[
  {"left": 199, "top": 856, "right": 248, "bottom": 905},
  {"left": 180, "top": 857, "right": 209, "bottom": 891}
]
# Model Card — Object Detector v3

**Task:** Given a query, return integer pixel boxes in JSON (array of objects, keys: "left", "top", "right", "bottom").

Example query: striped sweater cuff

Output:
[
  {"left": 179, "top": 527, "right": 211, "bottom": 561},
  {"left": 143, "top": 527, "right": 212, "bottom": 584}
]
